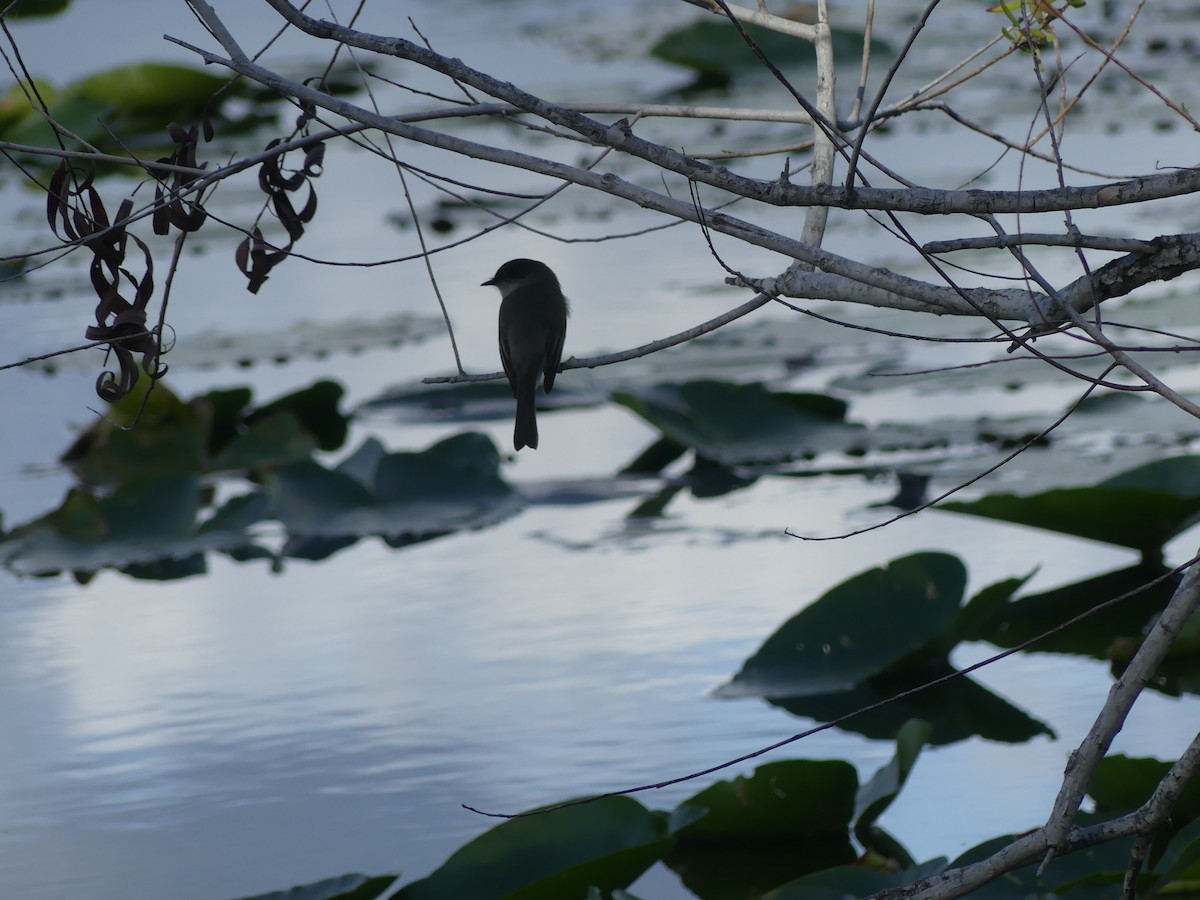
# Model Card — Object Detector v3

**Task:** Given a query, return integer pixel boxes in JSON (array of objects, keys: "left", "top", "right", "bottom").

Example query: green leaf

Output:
[
  {"left": 1089, "top": 755, "right": 1200, "bottom": 824},
  {"left": 209, "top": 411, "right": 319, "bottom": 472},
  {"left": 2, "top": 0, "right": 71, "bottom": 18},
  {"left": 61, "top": 381, "right": 351, "bottom": 487},
  {"left": 613, "top": 381, "right": 855, "bottom": 465},
  {"left": 0, "top": 475, "right": 270, "bottom": 580},
  {"left": 61, "top": 383, "right": 210, "bottom": 486},
  {"left": 267, "top": 433, "right": 520, "bottom": 547},
  {"left": 1151, "top": 817, "right": 1200, "bottom": 893},
  {"left": 714, "top": 553, "right": 967, "bottom": 699},
  {"left": 69, "top": 63, "right": 227, "bottom": 117},
  {"left": 951, "top": 571, "right": 1038, "bottom": 643},
  {"left": 229, "top": 873, "right": 399, "bottom": 900},
  {"left": 246, "top": 379, "right": 347, "bottom": 452},
  {"left": 854, "top": 720, "right": 932, "bottom": 833},
  {"left": 762, "top": 858, "right": 947, "bottom": 899},
  {"left": 949, "top": 822, "right": 1133, "bottom": 899},
  {"left": 394, "top": 796, "right": 670, "bottom": 900},
  {"left": 675, "top": 759, "right": 858, "bottom": 844},
  {"left": 941, "top": 456, "right": 1200, "bottom": 555},
  {"left": 664, "top": 837, "right": 856, "bottom": 900},
  {"left": 650, "top": 19, "right": 889, "bottom": 87},
  {"left": 765, "top": 660, "right": 1053, "bottom": 746},
  {"left": 965, "top": 562, "right": 1176, "bottom": 659}
]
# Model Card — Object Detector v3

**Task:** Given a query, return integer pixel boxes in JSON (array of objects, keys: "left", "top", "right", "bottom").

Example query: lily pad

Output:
[
  {"left": 859, "top": 720, "right": 931, "bottom": 854},
  {"left": 0, "top": 474, "right": 270, "bottom": 580},
  {"left": 394, "top": 796, "right": 673, "bottom": 900},
  {"left": 61, "top": 380, "right": 347, "bottom": 487},
  {"left": 3, "top": 0, "right": 70, "bottom": 17},
  {"left": 762, "top": 858, "right": 947, "bottom": 900},
  {"left": 360, "top": 377, "right": 606, "bottom": 424},
  {"left": 714, "top": 553, "right": 967, "bottom": 699},
  {"left": 962, "top": 561, "right": 1177, "bottom": 660},
  {"left": 267, "top": 433, "right": 521, "bottom": 554},
  {"left": 666, "top": 759, "right": 859, "bottom": 899},
  {"left": 714, "top": 553, "right": 1052, "bottom": 744},
  {"left": 676, "top": 759, "right": 858, "bottom": 844},
  {"left": 764, "top": 660, "right": 1052, "bottom": 746},
  {"left": 941, "top": 456, "right": 1200, "bottom": 557},
  {"left": 614, "top": 380, "right": 856, "bottom": 466},
  {"left": 651, "top": 19, "right": 890, "bottom": 88},
  {"left": 231, "top": 873, "right": 399, "bottom": 900}
]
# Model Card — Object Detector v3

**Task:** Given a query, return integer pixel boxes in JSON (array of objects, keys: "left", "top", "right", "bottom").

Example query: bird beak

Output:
[{"left": 481, "top": 277, "right": 496, "bottom": 287}]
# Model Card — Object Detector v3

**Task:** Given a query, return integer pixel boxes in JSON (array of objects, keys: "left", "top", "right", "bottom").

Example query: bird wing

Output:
[
  {"left": 542, "top": 312, "right": 566, "bottom": 395},
  {"left": 498, "top": 320, "right": 518, "bottom": 399}
]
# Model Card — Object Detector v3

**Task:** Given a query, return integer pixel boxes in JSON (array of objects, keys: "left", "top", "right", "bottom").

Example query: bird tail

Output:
[{"left": 513, "top": 386, "right": 539, "bottom": 450}]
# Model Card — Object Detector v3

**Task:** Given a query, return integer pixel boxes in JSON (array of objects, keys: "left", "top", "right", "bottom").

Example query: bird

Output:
[{"left": 482, "top": 258, "right": 569, "bottom": 451}]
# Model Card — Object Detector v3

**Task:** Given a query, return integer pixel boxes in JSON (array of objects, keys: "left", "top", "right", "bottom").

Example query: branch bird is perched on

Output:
[{"left": 483, "top": 258, "right": 569, "bottom": 451}]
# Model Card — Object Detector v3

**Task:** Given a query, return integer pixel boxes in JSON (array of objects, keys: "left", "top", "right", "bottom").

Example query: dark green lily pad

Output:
[
  {"left": 962, "top": 561, "right": 1177, "bottom": 660},
  {"left": 267, "top": 433, "right": 521, "bottom": 550},
  {"left": 941, "top": 456, "right": 1200, "bottom": 557},
  {"left": 1150, "top": 817, "right": 1200, "bottom": 896},
  {"left": 948, "top": 821, "right": 1135, "bottom": 900},
  {"left": 765, "top": 660, "right": 1053, "bottom": 746},
  {"left": 3, "top": 0, "right": 70, "bottom": 17},
  {"left": 666, "top": 759, "right": 858, "bottom": 899},
  {"left": 714, "top": 553, "right": 967, "bottom": 699},
  {"left": 360, "top": 377, "right": 606, "bottom": 424},
  {"left": 651, "top": 19, "right": 889, "bottom": 88},
  {"left": 394, "top": 796, "right": 673, "bottom": 900},
  {"left": 61, "top": 380, "right": 347, "bottom": 487},
  {"left": 230, "top": 873, "right": 399, "bottom": 900},
  {"left": 761, "top": 858, "right": 947, "bottom": 900},
  {"left": 0, "top": 474, "right": 270, "bottom": 580},
  {"left": 0, "top": 64, "right": 226, "bottom": 148},
  {"left": 714, "top": 553, "right": 1052, "bottom": 744},
  {"left": 676, "top": 758, "right": 858, "bottom": 845},
  {"left": 614, "top": 381, "right": 855, "bottom": 466},
  {"left": 854, "top": 719, "right": 930, "bottom": 865},
  {"left": 1089, "top": 754, "right": 1200, "bottom": 829}
]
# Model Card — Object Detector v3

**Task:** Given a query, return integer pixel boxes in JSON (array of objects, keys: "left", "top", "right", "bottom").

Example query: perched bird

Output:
[{"left": 482, "top": 258, "right": 569, "bottom": 451}]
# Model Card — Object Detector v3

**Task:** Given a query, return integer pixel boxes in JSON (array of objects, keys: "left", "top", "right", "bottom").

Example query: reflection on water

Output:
[{"left": 2, "top": 480, "right": 1196, "bottom": 899}]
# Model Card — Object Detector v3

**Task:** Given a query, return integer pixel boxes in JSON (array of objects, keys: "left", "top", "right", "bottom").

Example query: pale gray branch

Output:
[
  {"left": 1041, "top": 560, "right": 1200, "bottom": 867},
  {"left": 925, "top": 233, "right": 1156, "bottom": 254},
  {"left": 679, "top": 0, "right": 818, "bottom": 42},
  {"left": 236, "top": 1, "right": 1200, "bottom": 217}
]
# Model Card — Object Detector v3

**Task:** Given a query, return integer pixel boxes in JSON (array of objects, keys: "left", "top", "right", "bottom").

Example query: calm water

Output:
[{"left": 2, "top": 2, "right": 1200, "bottom": 898}]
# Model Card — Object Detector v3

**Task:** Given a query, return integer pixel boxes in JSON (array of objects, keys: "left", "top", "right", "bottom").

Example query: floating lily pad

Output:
[
  {"left": 359, "top": 376, "right": 606, "bottom": 424},
  {"left": 948, "top": 820, "right": 1136, "bottom": 900},
  {"left": 1089, "top": 754, "right": 1200, "bottom": 824},
  {"left": 714, "top": 553, "right": 1052, "bottom": 744},
  {"left": 666, "top": 759, "right": 858, "bottom": 899},
  {"left": 61, "top": 380, "right": 347, "bottom": 487},
  {"left": 231, "top": 873, "right": 399, "bottom": 900},
  {"left": 3, "top": 0, "right": 70, "bottom": 17},
  {"left": 0, "top": 474, "right": 271, "bottom": 580},
  {"left": 854, "top": 719, "right": 930, "bottom": 866},
  {"left": 0, "top": 63, "right": 227, "bottom": 148},
  {"left": 764, "top": 660, "right": 1052, "bottom": 745},
  {"left": 715, "top": 553, "right": 967, "bottom": 699},
  {"left": 962, "top": 561, "right": 1177, "bottom": 660},
  {"left": 941, "top": 456, "right": 1200, "bottom": 557},
  {"left": 651, "top": 18, "right": 890, "bottom": 88},
  {"left": 614, "top": 380, "right": 856, "bottom": 465},
  {"left": 394, "top": 796, "right": 675, "bottom": 900},
  {"left": 267, "top": 433, "right": 521, "bottom": 556},
  {"left": 762, "top": 858, "right": 947, "bottom": 900}
]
